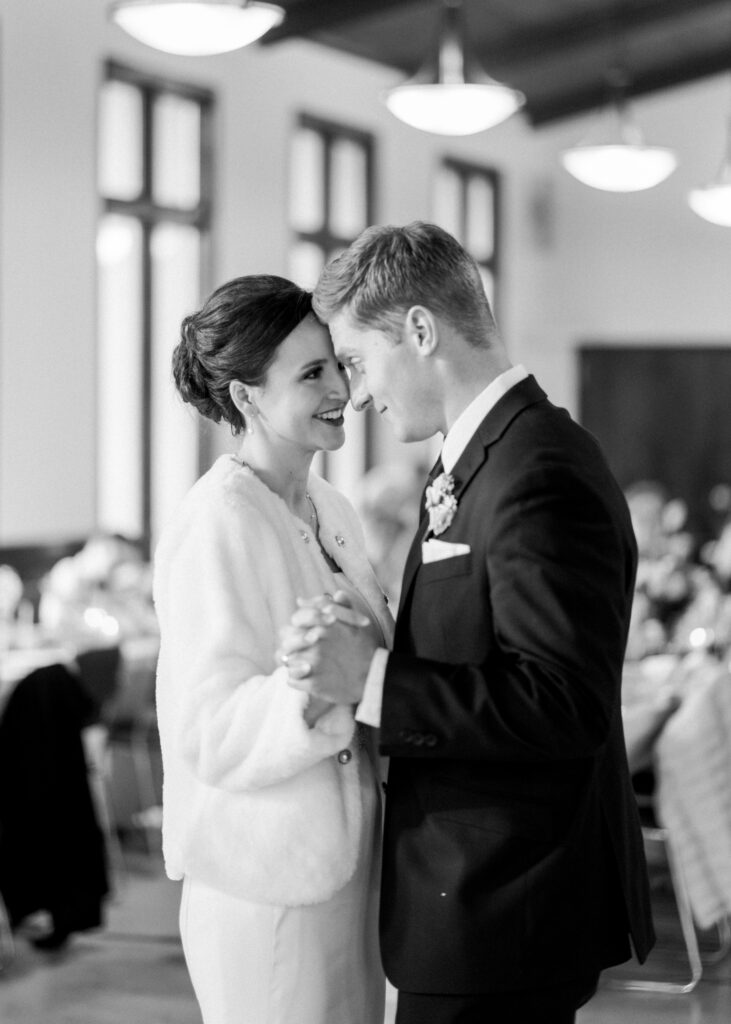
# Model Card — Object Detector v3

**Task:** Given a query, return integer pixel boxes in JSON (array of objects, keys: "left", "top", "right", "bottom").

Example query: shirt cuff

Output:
[{"left": 355, "top": 647, "right": 388, "bottom": 728}]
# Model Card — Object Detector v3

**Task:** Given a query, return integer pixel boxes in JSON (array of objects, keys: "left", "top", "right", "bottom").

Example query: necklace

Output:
[
  {"left": 305, "top": 492, "right": 341, "bottom": 572},
  {"left": 237, "top": 456, "right": 342, "bottom": 567},
  {"left": 305, "top": 492, "right": 318, "bottom": 531}
]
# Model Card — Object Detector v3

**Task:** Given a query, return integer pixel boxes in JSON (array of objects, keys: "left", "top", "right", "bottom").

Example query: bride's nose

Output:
[{"left": 327, "top": 364, "right": 349, "bottom": 400}]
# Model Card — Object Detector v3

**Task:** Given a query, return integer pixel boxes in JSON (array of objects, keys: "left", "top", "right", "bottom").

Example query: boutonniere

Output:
[{"left": 425, "top": 472, "right": 458, "bottom": 536}]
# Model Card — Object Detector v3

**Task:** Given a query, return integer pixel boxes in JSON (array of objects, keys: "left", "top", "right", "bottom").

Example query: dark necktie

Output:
[
  {"left": 426, "top": 454, "right": 444, "bottom": 485},
  {"left": 419, "top": 455, "right": 444, "bottom": 522}
]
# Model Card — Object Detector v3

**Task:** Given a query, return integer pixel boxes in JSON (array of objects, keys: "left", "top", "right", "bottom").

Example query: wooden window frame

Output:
[
  {"left": 98, "top": 60, "right": 214, "bottom": 550},
  {"left": 289, "top": 112, "right": 376, "bottom": 479},
  {"left": 437, "top": 157, "right": 500, "bottom": 315}
]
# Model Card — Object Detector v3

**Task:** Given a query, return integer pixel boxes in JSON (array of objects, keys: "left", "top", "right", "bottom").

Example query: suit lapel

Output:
[
  {"left": 397, "top": 376, "right": 547, "bottom": 621},
  {"left": 450, "top": 376, "right": 545, "bottom": 499},
  {"left": 396, "top": 452, "right": 446, "bottom": 617},
  {"left": 397, "top": 517, "right": 430, "bottom": 620}
]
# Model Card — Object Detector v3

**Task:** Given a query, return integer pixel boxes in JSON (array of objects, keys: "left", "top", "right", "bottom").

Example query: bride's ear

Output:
[{"left": 229, "top": 380, "right": 255, "bottom": 418}]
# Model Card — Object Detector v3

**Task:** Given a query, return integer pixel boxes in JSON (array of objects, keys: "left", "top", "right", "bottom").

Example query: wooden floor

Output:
[{"left": 1, "top": 848, "right": 730, "bottom": 1024}]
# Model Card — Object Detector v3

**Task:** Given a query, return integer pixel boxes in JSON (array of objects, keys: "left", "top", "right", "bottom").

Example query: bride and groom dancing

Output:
[{"left": 154, "top": 222, "right": 654, "bottom": 1024}]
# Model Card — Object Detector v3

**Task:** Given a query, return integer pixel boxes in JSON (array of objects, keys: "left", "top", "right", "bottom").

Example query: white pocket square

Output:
[{"left": 422, "top": 539, "right": 471, "bottom": 563}]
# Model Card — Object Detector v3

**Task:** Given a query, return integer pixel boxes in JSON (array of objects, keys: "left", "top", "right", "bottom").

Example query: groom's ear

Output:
[{"left": 405, "top": 305, "right": 438, "bottom": 357}]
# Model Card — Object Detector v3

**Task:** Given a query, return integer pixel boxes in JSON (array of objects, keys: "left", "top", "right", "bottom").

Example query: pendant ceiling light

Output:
[
  {"left": 109, "top": 0, "right": 285, "bottom": 56},
  {"left": 688, "top": 111, "right": 731, "bottom": 227},
  {"left": 384, "top": 0, "right": 525, "bottom": 136},
  {"left": 561, "top": 71, "right": 678, "bottom": 192}
]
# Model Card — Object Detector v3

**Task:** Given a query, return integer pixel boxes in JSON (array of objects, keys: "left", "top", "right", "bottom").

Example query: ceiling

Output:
[{"left": 260, "top": 0, "right": 731, "bottom": 126}]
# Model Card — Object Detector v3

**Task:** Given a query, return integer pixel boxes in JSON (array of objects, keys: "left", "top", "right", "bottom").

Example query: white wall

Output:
[
  {"left": 1, "top": 0, "right": 101, "bottom": 541},
  {"left": 1, "top": 0, "right": 730, "bottom": 541}
]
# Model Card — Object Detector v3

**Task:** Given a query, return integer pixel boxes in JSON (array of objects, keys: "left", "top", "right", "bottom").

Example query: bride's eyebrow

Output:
[{"left": 299, "top": 358, "right": 326, "bottom": 373}]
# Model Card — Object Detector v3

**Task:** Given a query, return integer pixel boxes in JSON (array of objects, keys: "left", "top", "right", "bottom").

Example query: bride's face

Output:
[{"left": 248, "top": 313, "right": 350, "bottom": 456}]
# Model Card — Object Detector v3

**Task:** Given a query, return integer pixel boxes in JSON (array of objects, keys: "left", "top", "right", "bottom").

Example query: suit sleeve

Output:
[{"left": 379, "top": 457, "right": 636, "bottom": 762}]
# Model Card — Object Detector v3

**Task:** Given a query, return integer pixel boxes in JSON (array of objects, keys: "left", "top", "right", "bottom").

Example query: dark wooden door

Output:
[{"left": 579, "top": 345, "right": 731, "bottom": 541}]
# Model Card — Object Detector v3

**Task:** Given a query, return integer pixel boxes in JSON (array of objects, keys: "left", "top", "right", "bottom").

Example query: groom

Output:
[{"left": 285, "top": 222, "right": 654, "bottom": 1024}]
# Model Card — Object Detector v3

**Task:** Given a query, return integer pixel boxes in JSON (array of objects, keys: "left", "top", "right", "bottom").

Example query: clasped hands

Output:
[{"left": 276, "top": 591, "right": 377, "bottom": 710}]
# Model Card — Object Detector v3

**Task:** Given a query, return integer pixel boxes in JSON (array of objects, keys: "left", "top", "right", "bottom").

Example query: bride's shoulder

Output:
[
  {"left": 307, "top": 471, "right": 353, "bottom": 513},
  {"left": 161, "top": 457, "right": 279, "bottom": 549}
]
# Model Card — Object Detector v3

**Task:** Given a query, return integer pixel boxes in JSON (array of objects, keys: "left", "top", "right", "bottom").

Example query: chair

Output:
[
  {"left": 0, "top": 664, "right": 109, "bottom": 948},
  {"left": 609, "top": 822, "right": 731, "bottom": 994},
  {"left": 82, "top": 723, "right": 128, "bottom": 892},
  {"left": 102, "top": 636, "right": 161, "bottom": 855},
  {"left": 75, "top": 646, "right": 128, "bottom": 887},
  {"left": 616, "top": 697, "right": 731, "bottom": 993}
]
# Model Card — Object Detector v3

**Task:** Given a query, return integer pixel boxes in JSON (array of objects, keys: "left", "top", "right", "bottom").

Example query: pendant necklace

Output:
[
  {"left": 305, "top": 492, "right": 342, "bottom": 573},
  {"left": 237, "top": 456, "right": 343, "bottom": 568}
]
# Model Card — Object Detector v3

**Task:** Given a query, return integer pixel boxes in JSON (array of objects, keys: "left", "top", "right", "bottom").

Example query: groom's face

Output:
[{"left": 329, "top": 309, "right": 439, "bottom": 443}]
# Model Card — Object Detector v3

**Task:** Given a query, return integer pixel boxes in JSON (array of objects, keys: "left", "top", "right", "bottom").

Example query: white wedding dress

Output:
[{"left": 178, "top": 566, "right": 387, "bottom": 1024}]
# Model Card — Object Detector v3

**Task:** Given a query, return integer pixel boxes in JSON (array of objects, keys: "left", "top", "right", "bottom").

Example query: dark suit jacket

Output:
[
  {"left": 379, "top": 375, "right": 654, "bottom": 994},
  {"left": 0, "top": 665, "right": 109, "bottom": 935}
]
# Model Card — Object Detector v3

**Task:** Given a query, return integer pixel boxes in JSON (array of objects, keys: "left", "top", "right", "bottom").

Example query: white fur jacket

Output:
[{"left": 153, "top": 455, "right": 394, "bottom": 906}]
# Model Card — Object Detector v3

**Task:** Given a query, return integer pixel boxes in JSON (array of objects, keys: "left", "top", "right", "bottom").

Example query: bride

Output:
[{"left": 153, "top": 274, "right": 393, "bottom": 1024}]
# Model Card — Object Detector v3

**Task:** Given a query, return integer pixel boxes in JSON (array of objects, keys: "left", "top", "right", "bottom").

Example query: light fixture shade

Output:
[
  {"left": 688, "top": 182, "right": 731, "bottom": 226},
  {"left": 688, "top": 118, "right": 731, "bottom": 226},
  {"left": 561, "top": 73, "right": 677, "bottom": 192},
  {"left": 561, "top": 143, "right": 678, "bottom": 192},
  {"left": 385, "top": 81, "right": 524, "bottom": 136},
  {"left": 109, "top": 0, "right": 284, "bottom": 56},
  {"left": 383, "top": 0, "right": 524, "bottom": 136}
]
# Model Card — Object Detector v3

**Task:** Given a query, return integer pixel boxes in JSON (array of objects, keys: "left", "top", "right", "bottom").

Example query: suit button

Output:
[
  {"left": 424, "top": 734, "right": 437, "bottom": 748},
  {"left": 337, "top": 749, "right": 352, "bottom": 765}
]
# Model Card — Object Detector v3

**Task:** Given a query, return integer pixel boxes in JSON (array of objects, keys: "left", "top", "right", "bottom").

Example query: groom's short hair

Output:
[{"left": 313, "top": 221, "right": 497, "bottom": 347}]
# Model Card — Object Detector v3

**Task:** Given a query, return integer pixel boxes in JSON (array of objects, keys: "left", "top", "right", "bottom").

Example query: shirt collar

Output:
[{"left": 441, "top": 364, "right": 529, "bottom": 474}]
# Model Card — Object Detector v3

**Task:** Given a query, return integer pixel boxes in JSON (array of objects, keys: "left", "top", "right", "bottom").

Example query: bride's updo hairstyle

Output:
[{"left": 173, "top": 275, "right": 313, "bottom": 433}]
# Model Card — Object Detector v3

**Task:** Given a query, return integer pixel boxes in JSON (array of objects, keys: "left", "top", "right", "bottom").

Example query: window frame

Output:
[
  {"left": 436, "top": 156, "right": 501, "bottom": 315},
  {"left": 291, "top": 111, "right": 375, "bottom": 261},
  {"left": 288, "top": 112, "right": 377, "bottom": 484},
  {"left": 97, "top": 60, "right": 215, "bottom": 550}
]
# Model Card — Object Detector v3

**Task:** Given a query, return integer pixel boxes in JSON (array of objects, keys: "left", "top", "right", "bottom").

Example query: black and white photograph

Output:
[{"left": 1, "top": 2, "right": 731, "bottom": 1023}]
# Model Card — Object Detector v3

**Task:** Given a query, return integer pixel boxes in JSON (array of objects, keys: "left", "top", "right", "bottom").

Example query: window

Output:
[
  {"left": 289, "top": 114, "right": 373, "bottom": 289},
  {"left": 288, "top": 114, "right": 375, "bottom": 499},
  {"left": 96, "top": 62, "right": 213, "bottom": 548},
  {"left": 434, "top": 159, "right": 499, "bottom": 311}
]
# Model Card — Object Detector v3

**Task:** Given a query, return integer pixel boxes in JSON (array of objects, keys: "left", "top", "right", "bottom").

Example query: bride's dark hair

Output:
[{"left": 173, "top": 275, "right": 313, "bottom": 433}]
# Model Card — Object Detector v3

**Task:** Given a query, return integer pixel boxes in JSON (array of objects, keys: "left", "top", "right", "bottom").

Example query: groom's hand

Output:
[{"left": 278, "top": 592, "right": 376, "bottom": 705}]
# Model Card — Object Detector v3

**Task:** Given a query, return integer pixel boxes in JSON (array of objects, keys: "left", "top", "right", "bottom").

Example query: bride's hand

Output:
[
  {"left": 302, "top": 695, "right": 333, "bottom": 728},
  {"left": 276, "top": 593, "right": 370, "bottom": 667},
  {"left": 294, "top": 590, "right": 371, "bottom": 629}
]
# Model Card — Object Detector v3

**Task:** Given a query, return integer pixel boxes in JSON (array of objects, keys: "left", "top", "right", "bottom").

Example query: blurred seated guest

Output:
[
  {"left": 625, "top": 479, "right": 670, "bottom": 559},
  {"left": 0, "top": 564, "right": 24, "bottom": 650},
  {"left": 703, "top": 512, "right": 731, "bottom": 592},
  {"left": 354, "top": 461, "right": 423, "bottom": 607},
  {"left": 670, "top": 565, "right": 728, "bottom": 654},
  {"left": 624, "top": 480, "right": 696, "bottom": 660},
  {"left": 0, "top": 664, "right": 109, "bottom": 950},
  {"left": 39, "top": 533, "right": 157, "bottom": 644},
  {"left": 622, "top": 656, "right": 683, "bottom": 773},
  {"left": 625, "top": 591, "right": 667, "bottom": 662}
]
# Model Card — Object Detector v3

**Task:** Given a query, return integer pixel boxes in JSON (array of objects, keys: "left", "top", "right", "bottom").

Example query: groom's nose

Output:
[{"left": 349, "top": 377, "right": 372, "bottom": 412}]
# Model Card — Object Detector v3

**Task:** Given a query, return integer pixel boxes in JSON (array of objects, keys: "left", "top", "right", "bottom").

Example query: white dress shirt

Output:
[{"left": 356, "top": 365, "right": 529, "bottom": 727}]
